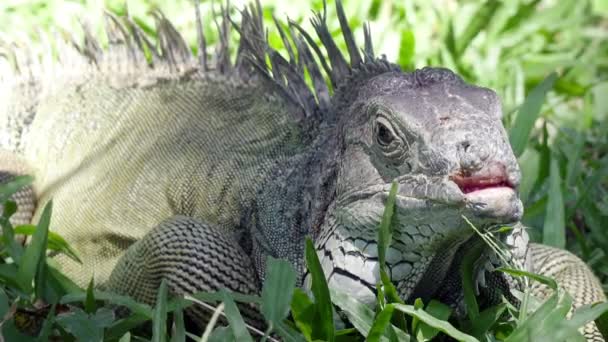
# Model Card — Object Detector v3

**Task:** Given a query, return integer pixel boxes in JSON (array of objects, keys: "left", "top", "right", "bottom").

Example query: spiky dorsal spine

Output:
[{"left": 1, "top": 0, "right": 395, "bottom": 152}]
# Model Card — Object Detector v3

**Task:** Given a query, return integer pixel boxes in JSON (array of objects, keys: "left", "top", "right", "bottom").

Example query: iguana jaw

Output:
[{"left": 450, "top": 162, "right": 523, "bottom": 223}]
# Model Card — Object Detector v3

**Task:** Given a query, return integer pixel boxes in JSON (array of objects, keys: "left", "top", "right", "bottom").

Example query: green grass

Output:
[
  {"left": 1, "top": 0, "right": 607, "bottom": 340},
  {"left": 1, "top": 177, "right": 607, "bottom": 341}
]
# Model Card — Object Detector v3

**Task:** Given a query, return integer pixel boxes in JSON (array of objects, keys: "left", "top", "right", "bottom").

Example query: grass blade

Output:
[
  {"left": 261, "top": 257, "right": 297, "bottom": 328},
  {"left": 392, "top": 303, "right": 477, "bottom": 342},
  {"left": 416, "top": 300, "right": 452, "bottom": 341},
  {"left": 455, "top": 0, "right": 501, "bottom": 56},
  {"left": 16, "top": 201, "right": 52, "bottom": 294},
  {"left": 0, "top": 175, "right": 33, "bottom": 203},
  {"left": 542, "top": 156, "right": 566, "bottom": 248},
  {"left": 84, "top": 278, "right": 97, "bottom": 314},
  {"left": 366, "top": 305, "right": 395, "bottom": 342},
  {"left": 460, "top": 242, "right": 484, "bottom": 322},
  {"left": 378, "top": 182, "right": 398, "bottom": 270},
  {"left": 171, "top": 308, "right": 186, "bottom": 342},
  {"left": 152, "top": 279, "right": 168, "bottom": 342},
  {"left": 509, "top": 72, "right": 558, "bottom": 157},
  {"left": 305, "top": 238, "right": 334, "bottom": 342},
  {"left": 220, "top": 289, "right": 254, "bottom": 342},
  {"left": 14, "top": 224, "right": 82, "bottom": 264},
  {"left": 290, "top": 288, "right": 315, "bottom": 341}
]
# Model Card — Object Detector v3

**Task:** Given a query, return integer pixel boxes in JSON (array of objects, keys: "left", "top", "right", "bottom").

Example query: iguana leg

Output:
[
  {"left": 0, "top": 151, "right": 36, "bottom": 227},
  {"left": 529, "top": 243, "right": 606, "bottom": 341},
  {"left": 106, "top": 215, "right": 261, "bottom": 326}
]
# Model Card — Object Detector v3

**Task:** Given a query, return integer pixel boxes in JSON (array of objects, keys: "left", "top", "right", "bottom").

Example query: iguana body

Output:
[{"left": 1, "top": 1, "right": 605, "bottom": 340}]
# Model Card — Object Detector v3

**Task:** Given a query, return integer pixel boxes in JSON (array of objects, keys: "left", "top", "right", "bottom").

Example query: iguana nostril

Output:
[{"left": 461, "top": 141, "right": 471, "bottom": 152}]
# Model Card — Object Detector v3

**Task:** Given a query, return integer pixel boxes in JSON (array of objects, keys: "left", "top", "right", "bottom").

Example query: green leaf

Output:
[
  {"left": 497, "top": 267, "right": 558, "bottom": 291},
  {"left": 596, "top": 304, "right": 608, "bottom": 340},
  {"left": 47, "top": 264, "right": 83, "bottom": 296},
  {"left": 392, "top": 303, "right": 478, "bottom": 342},
  {"left": 378, "top": 182, "right": 398, "bottom": 269},
  {"left": 508, "top": 72, "right": 558, "bottom": 157},
  {"left": 455, "top": 0, "right": 501, "bottom": 56},
  {"left": 61, "top": 290, "right": 152, "bottom": 318},
  {"left": 398, "top": 30, "right": 415, "bottom": 68},
  {"left": 416, "top": 300, "right": 452, "bottom": 342},
  {"left": 304, "top": 238, "right": 334, "bottom": 342},
  {"left": 376, "top": 182, "right": 408, "bottom": 333},
  {"left": 208, "top": 326, "right": 235, "bottom": 342},
  {"left": 517, "top": 147, "right": 541, "bottom": 203},
  {"left": 171, "top": 308, "right": 185, "bottom": 342},
  {"left": 105, "top": 313, "right": 150, "bottom": 341},
  {"left": 118, "top": 332, "right": 131, "bottom": 342},
  {"left": 471, "top": 303, "right": 507, "bottom": 338},
  {"left": 504, "top": 293, "right": 559, "bottom": 342},
  {"left": 0, "top": 288, "right": 8, "bottom": 317},
  {"left": 1, "top": 202, "right": 24, "bottom": 263},
  {"left": 290, "top": 288, "right": 316, "bottom": 341},
  {"left": 330, "top": 288, "right": 410, "bottom": 342},
  {"left": 14, "top": 224, "right": 82, "bottom": 264},
  {"left": 542, "top": 156, "right": 566, "bottom": 248},
  {"left": 0, "top": 263, "right": 23, "bottom": 289},
  {"left": 36, "top": 303, "right": 57, "bottom": 342},
  {"left": 460, "top": 242, "right": 484, "bottom": 321},
  {"left": 330, "top": 287, "right": 376, "bottom": 337},
  {"left": 152, "top": 279, "right": 169, "bottom": 342},
  {"left": 411, "top": 298, "right": 424, "bottom": 332},
  {"left": 220, "top": 289, "right": 253, "bottom": 342},
  {"left": 0, "top": 175, "right": 33, "bottom": 203},
  {"left": 500, "top": 0, "right": 542, "bottom": 33},
  {"left": 274, "top": 321, "right": 307, "bottom": 342},
  {"left": 56, "top": 307, "right": 114, "bottom": 342},
  {"left": 84, "top": 277, "right": 96, "bottom": 314},
  {"left": 1, "top": 318, "right": 37, "bottom": 342},
  {"left": 17, "top": 200, "right": 52, "bottom": 294},
  {"left": 554, "top": 302, "right": 608, "bottom": 340},
  {"left": 366, "top": 305, "right": 395, "bottom": 342},
  {"left": 188, "top": 290, "right": 262, "bottom": 305},
  {"left": 261, "top": 257, "right": 297, "bottom": 327}
]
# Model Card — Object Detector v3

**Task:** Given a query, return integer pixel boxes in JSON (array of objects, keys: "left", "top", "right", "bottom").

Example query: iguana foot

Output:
[
  {"left": 106, "top": 215, "right": 261, "bottom": 328},
  {"left": 0, "top": 150, "right": 35, "bottom": 227},
  {"left": 529, "top": 243, "right": 606, "bottom": 342}
]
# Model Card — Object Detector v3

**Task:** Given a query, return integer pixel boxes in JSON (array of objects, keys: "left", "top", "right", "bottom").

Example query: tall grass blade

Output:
[
  {"left": 509, "top": 72, "right": 558, "bottom": 157},
  {"left": 305, "top": 238, "right": 334, "bottom": 342},
  {"left": 543, "top": 156, "right": 566, "bottom": 248}
]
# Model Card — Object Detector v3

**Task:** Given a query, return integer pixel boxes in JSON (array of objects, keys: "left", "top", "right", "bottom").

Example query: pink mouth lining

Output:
[
  {"left": 452, "top": 176, "right": 512, "bottom": 194},
  {"left": 450, "top": 166, "right": 514, "bottom": 194}
]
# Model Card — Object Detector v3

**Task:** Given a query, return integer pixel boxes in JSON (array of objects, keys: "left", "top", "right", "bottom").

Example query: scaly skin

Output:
[{"left": 0, "top": 1, "right": 604, "bottom": 340}]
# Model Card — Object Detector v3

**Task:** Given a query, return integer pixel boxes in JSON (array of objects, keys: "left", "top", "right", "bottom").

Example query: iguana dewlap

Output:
[{"left": 0, "top": 1, "right": 605, "bottom": 340}]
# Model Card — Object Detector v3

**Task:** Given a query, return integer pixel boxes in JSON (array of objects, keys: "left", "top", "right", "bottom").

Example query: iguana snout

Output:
[{"left": 451, "top": 161, "right": 523, "bottom": 222}]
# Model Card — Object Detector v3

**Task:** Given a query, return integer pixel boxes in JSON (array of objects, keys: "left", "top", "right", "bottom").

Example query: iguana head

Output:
[
  {"left": 334, "top": 66, "right": 522, "bottom": 224},
  {"left": 244, "top": 1, "right": 523, "bottom": 307},
  {"left": 315, "top": 64, "right": 523, "bottom": 304}
]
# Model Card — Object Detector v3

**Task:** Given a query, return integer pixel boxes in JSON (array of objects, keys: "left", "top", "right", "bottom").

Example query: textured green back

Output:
[{"left": 24, "top": 74, "right": 304, "bottom": 286}]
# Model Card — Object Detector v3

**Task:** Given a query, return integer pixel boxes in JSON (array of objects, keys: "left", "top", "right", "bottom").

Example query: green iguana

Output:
[{"left": 1, "top": 1, "right": 605, "bottom": 339}]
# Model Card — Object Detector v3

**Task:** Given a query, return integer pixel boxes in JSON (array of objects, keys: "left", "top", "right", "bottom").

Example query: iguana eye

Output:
[{"left": 376, "top": 122, "right": 395, "bottom": 146}]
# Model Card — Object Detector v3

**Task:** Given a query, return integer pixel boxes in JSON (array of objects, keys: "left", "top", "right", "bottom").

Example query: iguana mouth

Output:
[
  {"left": 450, "top": 174, "right": 513, "bottom": 194},
  {"left": 450, "top": 163, "right": 514, "bottom": 194},
  {"left": 449, "top": 164, "right": 522, "bottom": 222}
]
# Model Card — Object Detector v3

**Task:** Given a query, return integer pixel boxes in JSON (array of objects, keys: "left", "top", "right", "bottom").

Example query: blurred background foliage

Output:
[{"left": 1, "top": 0, "right": 607, "bottom": 294}]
